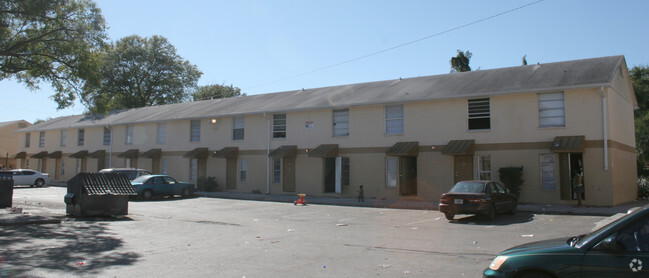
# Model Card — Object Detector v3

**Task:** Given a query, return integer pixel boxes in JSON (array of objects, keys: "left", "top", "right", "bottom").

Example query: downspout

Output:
[
  {"left": 265, "top": 112, "right": 271, "bottom": 194},
  {"left": 601, "top": 87, "right": 608, "bottom": 171}
]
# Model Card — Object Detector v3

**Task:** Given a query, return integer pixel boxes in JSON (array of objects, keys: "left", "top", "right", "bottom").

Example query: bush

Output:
[
  {"left": 499, "top": 166, "right": 524, "bottom": 198},
  {"left": 197, "top": 176, "right": 218, "bottom": 192},
  {"left": 639, "top": 177, "right": 649, "bottom": 199}
]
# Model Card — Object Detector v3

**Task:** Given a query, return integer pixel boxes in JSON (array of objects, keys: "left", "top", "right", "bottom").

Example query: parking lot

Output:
[{"left": 3, "top": 187, "right": 611, "bottom": 277}]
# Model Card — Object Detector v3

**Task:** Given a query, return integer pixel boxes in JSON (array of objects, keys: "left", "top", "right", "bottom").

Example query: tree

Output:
[
  {"left": 81, "top": 35, "right": 202, "bottom": 114},
  {"left": 631, "top": 66, "right": 649, "bottom": 175},
  {"left": 450, "top": 50, "right": 472, "bottom": 72},
  {"left": 0, "top": 0, "right": 107, "bottom": 109},
  {"left": 192, "top": 83, "right": 245, "bottom": 101}
]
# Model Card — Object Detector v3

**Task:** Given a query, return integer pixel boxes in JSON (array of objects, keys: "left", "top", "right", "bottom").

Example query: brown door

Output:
[
  {"left": 454, "top": 155, "right": 473, "bottom": 183},
  {"left": 283, "top": 158, "right": 296, "bottom": 192},
  {"left": 226, "top": 158, "right": 237, "bottom": 189},
  {"left": 399, "top": 156, "right": 418, "bottom": 196}
]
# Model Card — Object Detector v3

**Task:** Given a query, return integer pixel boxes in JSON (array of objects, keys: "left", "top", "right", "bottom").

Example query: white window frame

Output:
[
  {"left": 77, "top": 129, "right": 84, "bottom": 146},
  {"left": 273, "top": 114, "right": 286, "bottom": 139},
  {"left": 190, "top": 120, "right": 201, "bottom": 142},
  {"left": 341, "top": 157, "right": 350, "bottom": 186},
  {"left": 157, "top": 123, "right": 167, "bottom": 144},
  {"left": 272, "top": 158, "right": 282, "bottom": 184},
  {"left": 25, "top": 133, "right": 30, "bottom": 147},
  {"left": 540, "top": 153, "right": 557, "bottom": 191},
  {"left": 385, "top": 105, "right": 404, "bottom": 135},
  {"left": 75, "top": 158, "right": 82, "bottom": 174},
  {"left": 477, "top": 155, "right": 491, "bottom": 180},
  {"left": 103, "top": 127, "right": 111, "bottom": 145},
  {"left": 60, "top": 130, "right": 67, "bottom": 147},
  {"left": 386, "top": 157, "right": 398, "bottom": 188},
  {"left": 190, "top": 158, "right": 197, "bottom": 181},
  {"left": 233, "top": 117, "right": 245, "bottom": 141},
  {"left": 125, "top": 125, "right": 134, "bottom": 144},
  {"left": 468, "top": 98, "right": 491, "bottom": 130},
  {"left": 239, "top": 159, "right": 247, "bottom": 183},
  {"left": 38, "top": 132, "right": 45, "bottom": 148},
  {"left": 162, "top": 158, "right": 168, "bottom": 175},
  {"left": 61, "top": 159, "right": 65, "bottom": 176},
  {"left": 333, "top": 109, "right": 349, "bottom": 137},
  {"left": 538, "top": 92, "right": 565, "bottom": 128}
]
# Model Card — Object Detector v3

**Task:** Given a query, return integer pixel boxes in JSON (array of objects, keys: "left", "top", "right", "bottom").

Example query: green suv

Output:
[{"left": 484, "top": 205, "right": 649, "bottom": 277}]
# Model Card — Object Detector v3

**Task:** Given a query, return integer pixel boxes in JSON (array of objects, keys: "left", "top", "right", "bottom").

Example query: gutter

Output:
[
  {"left": 601, "top": 86, "right": 608, "bottom": 171},
  {"left": 264, "top": 112, "right": 271, "bottom": 194}
]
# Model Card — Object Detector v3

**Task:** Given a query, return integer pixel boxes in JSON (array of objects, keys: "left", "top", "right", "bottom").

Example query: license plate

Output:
[{"left": 454, "top": 199, "right": 463, "bottom": 204}]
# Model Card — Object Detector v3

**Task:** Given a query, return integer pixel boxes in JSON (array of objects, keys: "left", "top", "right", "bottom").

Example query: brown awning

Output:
[
  {"left": 47, "top": 151, "right": 62, "bottom": 159},
  {"left": 118, "top": 149, "right": 139, "bottom": 158},
  {"left": 386, "top": 142, "right": 419, "bottom": 156},
  {"left": 143, "top": 148, "right": 162, "bottom": 159},
  {"left": 184, "top": 147, "right": 209, "bottom": 159},
  {"left": 12, "top": 152, "right": 26, "bottom": 159},
  {"left": 551, "top": 136, "right": 585, "bottom": 153},
  {"left": 70, "top": 150, "right": 89, "bottom": 158},
  {"left": 269, "top": 145, "right": 297, "bottom": 158},
  {"left": 308, "top": 144, "right": 338, "bottom": 158},
  {"left": 30, "top": 151, "right": 48, "bottom": 159},
  {"left": 441, "top": 140, "right": 475, "bottom": 155},
  {"left": 213, "top": 147, "right": 238, "bottom": 159},
  {"left": 89, "top": 150, "right": 106, "bottom": 158}
]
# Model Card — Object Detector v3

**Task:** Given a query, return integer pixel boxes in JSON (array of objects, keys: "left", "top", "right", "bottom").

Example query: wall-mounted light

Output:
[
  {"left": 305, "top": 148, "right": 310, "bottom": 153},
  {"left": 431, "top": 146, "right": 436, "bottom": 151},
  {"left": 211, "top": 119, "right": 217, "bottom": 124}
]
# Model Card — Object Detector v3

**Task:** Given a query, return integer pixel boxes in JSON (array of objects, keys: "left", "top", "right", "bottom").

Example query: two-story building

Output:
[
  {"left": 14, "top": 55, "right": 638, "bottom": 206},
  {"left": 0, "top": 120, "right": 31, "bottom": 169}
]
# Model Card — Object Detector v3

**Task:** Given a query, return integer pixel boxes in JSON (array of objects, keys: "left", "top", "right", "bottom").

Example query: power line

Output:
[{"left": 245, "top": 0, "right": 545, "bottom": 91}]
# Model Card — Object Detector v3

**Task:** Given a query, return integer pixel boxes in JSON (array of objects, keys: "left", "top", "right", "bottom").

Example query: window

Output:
[
  {"left": 77, "top": 129, "right": 85, "bottom": 146},
  {"left": 190, "top": 158, "right": 197, "bottom": 181},
  {"left": 239, "top": 159, "right": 247, "bottom": 183},
  {"left": 540, "top": 154, "right": 557, "bottom": 191},
  {"left": 39, "top": 132, "right": 45, "bottom": 147},
  {"left": 342, "top": 157, "right": 350, "bottom": 186},
  {"left": 468, "top": 98, "right": 490, "bottom": 130},
  {"left": 273, "top": 114, "right": 286, "bottom": 139},
  {"left": 157, "top": 123, "right": 166, "bottom": 144},
  {"left": 125, "top": 125, "right": 134, "bottom": 144},
  {"left": 162, "top": 158, "right": 168, "bottom": 175},
  {"left": 60, "top": 130, "right": 67, "bottom": 147},
  {"left": 333, "top": 109, "right": 349, "bottom": 137},
  {"left": 386, "top": 157, "right": 398, "bottom": 187},
  {"left": 75, "top": 158, "right": 82, "bottom": 174},
  {"left": 385, "top": 105, "right": 404, "bottom": 135},
  {"left": 103, "top": 127, "right": 111, "bottom": 145},
  {"left": 190, "top": 120, "right": 201, "bottom": 142},
  {"left": 61, "top": 159, "right": 65, "bottom": 176},
  {"left": 233, "top": 117, "right": 244, "bottom": 140},
  {"left": 272, "top": 158, "right": 281, "bottom": 184},
  {"left": 478, "top": 155, "right": 491, "bottom": 180},
  {"left": 538, "top": 92, "right": 565, "bottom": 128},
  {"left": 25, "top": 133, "right": 30, "bottom": 147}
]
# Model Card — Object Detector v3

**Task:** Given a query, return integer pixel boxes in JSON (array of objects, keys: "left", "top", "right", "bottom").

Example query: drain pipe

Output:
[
  {"left": 265, "top": 112, "right": 271, "bottom": 193},
  {"left": 601, "top": 86, "right": 609, "bottom": 171}
]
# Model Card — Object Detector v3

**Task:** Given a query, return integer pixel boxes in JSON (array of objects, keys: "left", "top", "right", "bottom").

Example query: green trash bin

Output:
[{"left": 0, "top": 171, "right": 13, "bottom": 208}]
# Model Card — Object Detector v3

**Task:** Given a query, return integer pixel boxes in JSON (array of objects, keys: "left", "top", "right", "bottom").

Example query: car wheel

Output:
[
  {"left": 485, "top": 205, "right": 496, "bottom": 221},
  {"left": 444, "top": 213, "right": 454, "bottom": 220},
  {"left": 182, "top": 187, "right": 192, "bottom": 198},
  {"left": 517, "top": 271, "right": 554, "bottom": 278},
  {"left": 142, "top": 190, "right": 153, "bottom": 200},
  {"left": 34, "top": 179, "right": 45, "bottom": 187}
]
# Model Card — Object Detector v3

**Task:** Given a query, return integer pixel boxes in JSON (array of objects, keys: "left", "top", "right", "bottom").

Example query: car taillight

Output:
[{"left": 440, "top": 197, "right": 451, "bottom": 203}]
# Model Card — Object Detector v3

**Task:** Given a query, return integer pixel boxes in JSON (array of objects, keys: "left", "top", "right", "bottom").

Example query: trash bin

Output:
[
  {"left": 0, "top": 171, "right": 13, "bottom": 208},
  {"left": 65, "top": 172, "right": 137, "bottom": 217}
]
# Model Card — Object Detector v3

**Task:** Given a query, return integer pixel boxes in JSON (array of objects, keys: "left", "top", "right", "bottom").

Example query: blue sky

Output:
[{"left": 2, "top": 0, "right": 648, "bottom": 123}]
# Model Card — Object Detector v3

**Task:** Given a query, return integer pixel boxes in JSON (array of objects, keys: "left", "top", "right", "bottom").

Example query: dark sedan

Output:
[
  {"left": 131, "top": 175, "right": 196, "bottom": 200},
  {"left": 439, "top": 180, "right": 517, "bottom": 220},
  {"left": 484, "top": 205, "right": 649, "bottom": 277}
]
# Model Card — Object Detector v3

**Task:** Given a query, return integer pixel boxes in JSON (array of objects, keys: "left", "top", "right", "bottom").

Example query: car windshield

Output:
[
  {"left": 132, "top": 176, "right": 150, "bottom": 183},
  {"left": 449, "top": 182, "right": 485, "bottom": 193},
  {"left": 575, "top": 208, "right": 644, "bottom": 247}
]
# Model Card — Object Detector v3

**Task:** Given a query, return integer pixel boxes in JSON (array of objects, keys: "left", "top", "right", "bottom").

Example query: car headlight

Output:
[{"left": 489, "top": 256, "right": 508, "bottom": 271}]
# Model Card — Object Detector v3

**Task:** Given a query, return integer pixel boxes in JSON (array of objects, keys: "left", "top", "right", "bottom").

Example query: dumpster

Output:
[
  {"left": 0, "top": 171, "right": 13, "bottom": 208},
  {"left": 64, "top": 172, "right": 137, "bottom": 217}
]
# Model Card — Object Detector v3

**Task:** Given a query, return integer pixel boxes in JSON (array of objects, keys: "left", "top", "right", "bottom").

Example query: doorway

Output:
[
  {"left": 282, "top": 158, "right": 296, "bottom": 192},
  {"left": 559, "top": 153, "right": 584, "bottom": 200},
  {"left": 324, "top": 158, "right": 336, "bottom": 193},
  {"left": 399, "top": 156, "right": 417, "bottom": 196}
]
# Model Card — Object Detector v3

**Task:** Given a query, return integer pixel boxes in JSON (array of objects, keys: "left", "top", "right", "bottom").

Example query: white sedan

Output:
[{"left": 10, "top": 169, "right": 50, "bottom": 187}]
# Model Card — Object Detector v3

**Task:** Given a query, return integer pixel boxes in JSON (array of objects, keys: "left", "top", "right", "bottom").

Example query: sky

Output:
[{"left": 2, "top": 0, "right": 649, "bottom": 124}]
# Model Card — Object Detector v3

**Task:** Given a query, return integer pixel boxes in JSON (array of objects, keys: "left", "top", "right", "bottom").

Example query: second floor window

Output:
[
  {"left": 103, "top": 127, "right": 111, "bottom": 145},
  {"left": 385, "top": 105, "right": 404, "bottom": 135},
  {"left": 233, "top": 117, "right": 244, "bottom": 141},
  {"left": 538, "top": 92, "right": 565, "bottom": 128},
  {"left": 190, "top": 120, "right": 200, "bottom": 142},
  {"left": 39, "top": 132, "right": 45, "bottom": 147},
  {"left": 468, "top": 98, "right": 490, "bottom": 130},
  {"left": 60, "top": 130, "right": 67, "bottom": 147},
  {"left": 157, "top": 123, "right": 166, "bottom": 144},
  {"left": 273, "top": 114, "right": 286, "bottom": 139},
  {"left": 126, "top": 125, "right": 134, "bottom": 144},
  {"left": 25, "top": 133, "right": 30, "bottom": 147},
  {"left": 77, "top": 129, "right": 85, "bottom": 146},
  {"left": 333, "top": 109, "right": 349, "bottom": 137}
]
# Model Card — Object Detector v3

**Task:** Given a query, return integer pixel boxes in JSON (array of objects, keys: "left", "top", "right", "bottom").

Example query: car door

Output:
[
  {"left": 12, "top": 171, "right": 26, "bottom": 185},
  {"left": 151, "top": 177, "right": 171, "bottom": 196},
  {"left": 162, "top": 176, "right": 180, "bottom": 195},
  {"left": 493, "top": 182, "right": 513, "bottom": 212}
]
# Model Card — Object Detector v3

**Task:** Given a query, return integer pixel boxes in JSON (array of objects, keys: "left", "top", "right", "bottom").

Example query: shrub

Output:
[
  {"left": 499, "top": 166, "right": 524, "bottom": 198},
  {"left": 197, "top": 176, "right": 218, "bottom": 192},
  {"left": 639, "top": 177, "right": 649, "bottom": 199}
]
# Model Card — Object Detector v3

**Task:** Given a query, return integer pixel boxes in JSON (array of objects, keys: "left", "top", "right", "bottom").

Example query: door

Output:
[
  {"left": 454, "top": 155, "right": 473, "bottom": 183},
  {"left": 226, "top": 158, "right": 237, "bottom": 189},
  {"left": 399, "top": 156, "right": 417, "bottom": 196},
  {"left": 283, "top": 158, "right": 296, "bottom": 192},
  {"left": 323, "top": 158, "right": 336, "bottom": 193}
]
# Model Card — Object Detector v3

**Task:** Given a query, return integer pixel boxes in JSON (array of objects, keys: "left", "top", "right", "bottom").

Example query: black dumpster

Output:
[
  {"left": 65, "top": 172, "right": 137, "bottom": 217},
  {"left": 0, "top": 171, "right": 13, "bottom": 208}
]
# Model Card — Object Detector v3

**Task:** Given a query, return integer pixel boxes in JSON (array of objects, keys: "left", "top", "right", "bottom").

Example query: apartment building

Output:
[
  {"left": 14, "top": 55, "right": 638, "bottom": 206},
  {"left": 0, "top": 120, "right": 31, "bottom": 169}
]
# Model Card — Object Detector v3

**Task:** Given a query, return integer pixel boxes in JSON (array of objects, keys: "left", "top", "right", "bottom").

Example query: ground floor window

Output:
[
  {"left": 61, "top": 159, "right": 65, "bottom": 176},
  {"left": 478, "top": 155, "right": 491, "bottom": 180},
  {"left": 342, "top": 157, "right": 350, "bottom": 186},
  {"left": 162, "top": 158, "right": 168, "bottom": 175},
  {"left": 272, "top": 158, "right": 281, "bottom": 184},
  {"left": 190, "top": 158, "right": 197, "bottom": 181},
  {"left": 240, "top": 159, "right": 247, "bottom": 183},
  {"left": 386, "top": 157, "right": 398, "bottom": 188},
  {"left": 75, "top": 159, "right": 81, "bottom": 174},
  {"left": 540, "top": 154, "right": 556, "bottom": 191}
]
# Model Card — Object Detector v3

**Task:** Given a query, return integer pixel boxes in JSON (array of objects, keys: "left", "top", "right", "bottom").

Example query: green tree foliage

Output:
[
  {"left": 633, "top": 66, "right": 649, "bottom": 175},
  {"left": 192, "top": 83, "right": 245, "bottom": 101},
  {"left": 450, "top": 50, "right": 472, "bottom": 72},
  {"left": 81, "top": 35, "right": 202, "bottom": 113},
  {"left": 0, "top": 0, "right": 108, "bottom": 109}
]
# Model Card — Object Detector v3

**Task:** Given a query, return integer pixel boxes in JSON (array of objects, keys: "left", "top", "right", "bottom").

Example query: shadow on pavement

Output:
[
  {"left": 446, "top": 212, "right": 535, "bottom": 226},
  {"left": 0, "top": 219, "right": 140, "bottom": 276}
]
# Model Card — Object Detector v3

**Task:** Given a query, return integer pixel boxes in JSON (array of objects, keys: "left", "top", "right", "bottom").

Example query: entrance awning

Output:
[
  {"left": 213, "top": 147, "right": 238, "bottom": 159},
  {"left": 441, "top": 140, "right": 475, "bottom": 155},
  {"left": 89, "top": 150, "right": 106, "bottom": 158},
  {"left": 12, "top": 152, "right": 26, "bottom": 159},
  {"left": 70, "top": 150, "right": 89, "bottom": 158},
  {"left": 269, "top": 145, "right": 297, "bottom": 158},
  {"left": 47, "top": 151, "right": 62, "bottom": 159},
  {"left": 386, "top": 142, "right": 419, "bottom": 156},
  {"left": 143, "top": 148, "right": 162, "bottom": 159},
  {"left": 308, "top": 144, "right": 338, "bottom": 158},
  {"left": 118, "top": 149, "right": 139, "bottom": 158},
  {"left": 551, "top": 136, "right": 585, "bottom": 153},
  {"left": 30, "top": 151, "right": 48, "bottom": 159},
  {"left": 184, "top": 147, "right": 209, "bottom": 159}
]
